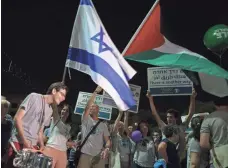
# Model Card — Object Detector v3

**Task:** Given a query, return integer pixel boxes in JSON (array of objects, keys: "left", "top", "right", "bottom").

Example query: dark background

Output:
[{"left": 2, "top": 0, "right": 228, "bottom": 116}]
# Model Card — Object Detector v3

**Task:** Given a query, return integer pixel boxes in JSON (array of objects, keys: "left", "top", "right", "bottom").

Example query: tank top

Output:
[
  {"left": 162, "top": 138, "right": 180, "bottom": 168},
  {"left": 46, "top": 120, "right": 71, "bottom": 151}
]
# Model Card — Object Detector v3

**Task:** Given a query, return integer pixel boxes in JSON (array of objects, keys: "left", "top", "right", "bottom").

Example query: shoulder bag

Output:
[{"left": 74, "top": 120, "right": 101, "bottom": 166}]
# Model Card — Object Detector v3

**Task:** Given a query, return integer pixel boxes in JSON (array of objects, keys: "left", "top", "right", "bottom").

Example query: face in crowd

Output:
[
  {"left": 117, "top": 121, "right": 125, "bottom": 134},
  {"left": 153, "top": 131, "right": 161, "bottom": 143},
  {"left": 61, "top": 105, "right": 70, "bottom": 122},
  {"left": 52, "top": 88, "right": 66, "bottom": 105},
  {"left": 128, "top": 126, "right": 133, "bottom": 135},
  {"left": 47, "top": 82, "right": 68, "bottom": 105},
  {"left": 1, "top": 100, "right": 10, "bottom": 121},
  {"left": 139, "top": 122, "right": 149, "bottom": 136},
  {"left": 166, "top": 109, "right": 179, "bottom": 125},
  {"left": 89, "top": 104, "right": 99, "bottom": 117}
]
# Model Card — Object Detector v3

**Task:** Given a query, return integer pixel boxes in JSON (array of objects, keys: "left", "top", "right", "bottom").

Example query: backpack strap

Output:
[
  {"left": 211, "top": 146, "right": 224, "bottom": 168},
  {"left": 78, "top": 120, "right": 101, "bottom": 150}
]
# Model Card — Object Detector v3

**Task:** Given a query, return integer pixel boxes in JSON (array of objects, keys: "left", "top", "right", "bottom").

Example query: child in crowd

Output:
[{"left": 158, "top": 125, "right": 180, "bottom": 168}]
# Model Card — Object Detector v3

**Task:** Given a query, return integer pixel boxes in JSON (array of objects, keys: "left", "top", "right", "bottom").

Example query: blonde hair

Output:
[
  {"left": 1, "top": 96, "right": 6, "bottom": 100},
  {"left": 1, "top": 99, "right": 11, "bottom": 109}
]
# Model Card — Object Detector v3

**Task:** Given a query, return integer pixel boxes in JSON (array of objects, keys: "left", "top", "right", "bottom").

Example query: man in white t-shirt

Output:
[{"left": 77, "top": 86, "right": 111, "bottom": 168}]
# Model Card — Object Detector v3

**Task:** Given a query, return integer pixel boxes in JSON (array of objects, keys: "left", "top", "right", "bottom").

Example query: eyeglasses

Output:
[{"left": 58, "top": 91, "right": 66, "bottom": 97}]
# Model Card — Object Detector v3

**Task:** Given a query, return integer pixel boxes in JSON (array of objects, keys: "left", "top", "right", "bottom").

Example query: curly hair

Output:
[
  {"left": 191, "top": 116, "right": 203, "bottom": 141},
  {"left": 163, "top": 125, "right": 179, "bottom": 138},
  {"left": 166, "top": 109, "right": 179, "bottom": 119}
]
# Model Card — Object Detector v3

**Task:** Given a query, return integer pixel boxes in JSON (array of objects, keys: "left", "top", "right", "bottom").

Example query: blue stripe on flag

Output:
[
  {"left": 120, "top": 65, "right": 130, "bottom": 81},
  {"left": 67, "top": 47, "right": 136, "bottom": 108},
  {"left": 102, "top": 97, "right": 138, "bottom": 112},
  {"left": 80, "top": 0, "right": 92, "bottom": 6}
]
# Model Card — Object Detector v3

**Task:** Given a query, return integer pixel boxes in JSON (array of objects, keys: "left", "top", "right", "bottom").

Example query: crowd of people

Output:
[{"left": 1, "top": 82, "right": 228, "bottom": 168}]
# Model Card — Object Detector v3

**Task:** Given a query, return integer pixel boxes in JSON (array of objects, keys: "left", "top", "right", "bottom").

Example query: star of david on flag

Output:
[
  {"left": 91, "top": 27, "right": 113, "bottom": 54},
  {"left": 65, "top": 0, "right": 136, "bottom": 111}
]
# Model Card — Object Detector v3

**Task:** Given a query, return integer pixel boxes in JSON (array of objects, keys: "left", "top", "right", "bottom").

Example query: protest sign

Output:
[
  {"left": 74, "top": 92, "right": 112, "bottom": 120},
  {"left": 102, "top": 84, "right": 141, "bottom": 113},
  {"left": 147, "top": 67, "right": 193, "bottom": 96}
]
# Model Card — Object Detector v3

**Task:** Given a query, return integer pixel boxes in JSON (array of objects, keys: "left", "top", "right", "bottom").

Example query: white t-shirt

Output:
[
  {"left": 46, "top": 120, "right": 71, "bottom": 151},
  {"left": 111, "top": 133, "right": 132, "bottom": 162},
  {"left": 118, "top": 135, "right": 131, "bottom": 162},
  {"left": 133, "top": 137, "right": 156, "bottom": 167}
]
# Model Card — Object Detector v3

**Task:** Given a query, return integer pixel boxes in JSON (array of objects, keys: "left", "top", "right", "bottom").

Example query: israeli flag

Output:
[{"left": 65, "top": 0, "right": 137, "bottom": 111}]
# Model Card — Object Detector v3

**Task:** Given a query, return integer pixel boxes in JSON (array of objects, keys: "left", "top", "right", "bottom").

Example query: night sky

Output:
[{"left": 2, "top": 0, "right": 228, "bottom": 114}]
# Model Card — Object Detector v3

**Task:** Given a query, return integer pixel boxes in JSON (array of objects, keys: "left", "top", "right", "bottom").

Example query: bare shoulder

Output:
[{"left": 158, "top": 142, "right": 167, "bottom": 149}]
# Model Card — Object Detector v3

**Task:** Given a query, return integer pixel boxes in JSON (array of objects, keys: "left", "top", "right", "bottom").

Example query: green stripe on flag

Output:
[{"left": 125, "top": 50, "right": 228, "bottom": 79}]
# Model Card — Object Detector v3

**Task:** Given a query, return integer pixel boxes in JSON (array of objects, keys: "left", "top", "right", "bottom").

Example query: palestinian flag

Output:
[{"left": 123, "top": 0, "right": 228, "bottom": 97}]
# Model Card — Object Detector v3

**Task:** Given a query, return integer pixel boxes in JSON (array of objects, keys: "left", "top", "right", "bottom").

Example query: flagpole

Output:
[
  {"left": 122, "top": 0, "right": 160, "bottom": 55},
  {"left": 61, "top": 1, "right": 82, "bottom": 83},
  {"left": 62, "top": 67, "right": 67, "bottom": 83}
]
